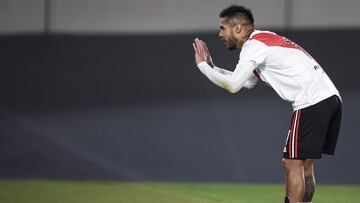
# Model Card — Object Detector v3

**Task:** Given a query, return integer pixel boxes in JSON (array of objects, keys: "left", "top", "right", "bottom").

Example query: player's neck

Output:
[{"left": 236, "top": 28, "right": 254, "bottom": 48}]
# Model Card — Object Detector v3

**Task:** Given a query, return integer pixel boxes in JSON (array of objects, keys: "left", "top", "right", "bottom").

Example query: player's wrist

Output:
[
  {"left": 197, "top": 61, "right": 214, "bottom": 69},
  {"left": 197, "top": 61, "right": 211, "bottom": 74},
  {"left": 197, "top": 61, "right": 208, "bottom": 67},
  {"left": 208, "top": 61, "right": 214, "bottom": 68}
]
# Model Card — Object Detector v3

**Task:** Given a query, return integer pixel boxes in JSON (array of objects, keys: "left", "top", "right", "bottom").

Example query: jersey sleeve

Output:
[
  {"left": 197, "top": 61, "right": 256, "bottom": 93},
  {"left": 196, "top": 39, "right": 268, "bottom": 93},
  {"left": 213, "top": 66, "right": 259, "bottom": 89},
  {"left": 213, "top": 66, "right": 232, "bottom": 75}
]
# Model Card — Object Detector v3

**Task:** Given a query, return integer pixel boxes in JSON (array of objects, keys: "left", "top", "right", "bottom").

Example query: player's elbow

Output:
[
  {"left": 219, "top": 80, "right": 241, "bottom": 94},
  {"left": 226, "top": 85, "right": 241, "bottom": 94},
  {"left": 228, "top": 89, "right": 238, "bottom": 94}
]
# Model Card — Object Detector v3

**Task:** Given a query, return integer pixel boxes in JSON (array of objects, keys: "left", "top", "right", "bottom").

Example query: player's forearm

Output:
[
  {"left": 213, "top": 66, "right": 232, "bottom": 75},
  {"left": 197, "top": 61, "right": 256, "bottom": 93},
  {"left": 213, "top": 66, "right": 258, "bottom": 89}
]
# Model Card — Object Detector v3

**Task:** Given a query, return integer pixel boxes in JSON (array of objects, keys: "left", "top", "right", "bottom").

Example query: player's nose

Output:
[{"left": 218, "top": 31, "right": 224, "bottom": 40}]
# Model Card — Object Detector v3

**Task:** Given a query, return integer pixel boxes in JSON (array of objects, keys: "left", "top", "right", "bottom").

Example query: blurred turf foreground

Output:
[{"left": 0, "top": 180, "right": 359, "bottom": 203}]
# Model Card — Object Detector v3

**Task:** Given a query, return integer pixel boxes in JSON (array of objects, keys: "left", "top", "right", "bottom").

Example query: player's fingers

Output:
[
  {"left": 192, "top": 42, "right": 198, "bottom": 53},
  {"left": 199, "top": 41, "right": 208, "bottom": 55},
  {"left": 194, "top": 39, "right": 208, "bottom": 61},
  {"left": 195, "top": 38, "right": 203, "bottom": 48},
  {"left": 199, "top": 40, "right": 210, "bottom": 55},
  {"left": 203, "top": 41, "right": 210, "bottom": 53},
  {"left": 196, "top": 40, "right": 205, "bottom": 54}
]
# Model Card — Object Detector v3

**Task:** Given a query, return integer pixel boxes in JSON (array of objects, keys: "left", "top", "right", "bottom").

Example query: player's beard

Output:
[
  {"left": 226, "top": 41, "right": 237, "bottom": 50},
  {"left": 225, "top": 34, "right": 237, "bottom": 51}
]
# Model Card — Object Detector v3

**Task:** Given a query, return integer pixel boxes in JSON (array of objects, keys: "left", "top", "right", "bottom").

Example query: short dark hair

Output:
[{"left": 219, "top": 5, "right": 254, "bottom": 26}]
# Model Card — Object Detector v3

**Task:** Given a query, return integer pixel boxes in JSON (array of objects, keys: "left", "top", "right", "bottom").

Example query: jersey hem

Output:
[{"left": 292, "top": 92, "right": 340, "bottom": 111}]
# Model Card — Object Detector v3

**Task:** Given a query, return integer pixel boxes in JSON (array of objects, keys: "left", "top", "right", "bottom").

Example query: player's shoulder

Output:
[
  {"left": 240, "top": 30, "right": 276, "bottom": 58},
  {"left": 241, "top": 30, "right": 274, "bottom": 52},
  {"left": 247, "top": 30, "right": 284, "bottom": 47}
]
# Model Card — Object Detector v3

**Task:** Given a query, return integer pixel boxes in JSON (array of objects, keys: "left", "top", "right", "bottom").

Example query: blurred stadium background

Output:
[{"left": 0, "top": 0, "right": 360, "bottom": 202}]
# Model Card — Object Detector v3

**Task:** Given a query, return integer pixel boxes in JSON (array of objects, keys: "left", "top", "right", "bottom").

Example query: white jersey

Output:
[
  {"left": 246, "top": 30, "right": 340, "bottom": 110},
  {"left": 197, "top": 30, "right": 340, "bottom": 110}
]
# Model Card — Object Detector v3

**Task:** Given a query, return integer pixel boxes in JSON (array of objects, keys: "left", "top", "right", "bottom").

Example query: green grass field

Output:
[{"left": 0, "top": 180, "right": 359, "bottom": 203}]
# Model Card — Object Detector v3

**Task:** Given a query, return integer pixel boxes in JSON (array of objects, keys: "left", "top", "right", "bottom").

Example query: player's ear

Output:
[{"left": 235, "top": 24, "right": 242, "bottom": 34}]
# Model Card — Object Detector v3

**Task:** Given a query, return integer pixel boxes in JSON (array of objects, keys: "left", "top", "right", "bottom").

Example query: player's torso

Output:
[{"left": 245, "top": 30, "right": 340, "bottom": 110}]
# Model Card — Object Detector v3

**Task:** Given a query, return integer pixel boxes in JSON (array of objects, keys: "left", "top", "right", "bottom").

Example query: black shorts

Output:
[{"left": 283, "top": 95, "right": 342, "bottom": 159}]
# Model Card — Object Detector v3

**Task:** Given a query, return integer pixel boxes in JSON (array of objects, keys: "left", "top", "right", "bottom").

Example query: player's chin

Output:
[
  {"left": 224, "top": 41, "right": 236, "bottom": 50},
  {"left": 227, "top": 45, "right": 237, "bottom": 50}
]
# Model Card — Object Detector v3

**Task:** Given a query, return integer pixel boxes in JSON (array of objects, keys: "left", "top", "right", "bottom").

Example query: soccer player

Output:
[{"left": 192, "top": 5, "right": 342, "bottom": 203}]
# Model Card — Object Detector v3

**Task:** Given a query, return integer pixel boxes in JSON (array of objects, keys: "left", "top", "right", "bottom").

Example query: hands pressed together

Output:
[{"left": 192, "top": 38, "right": 214, "bottom": 67}]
